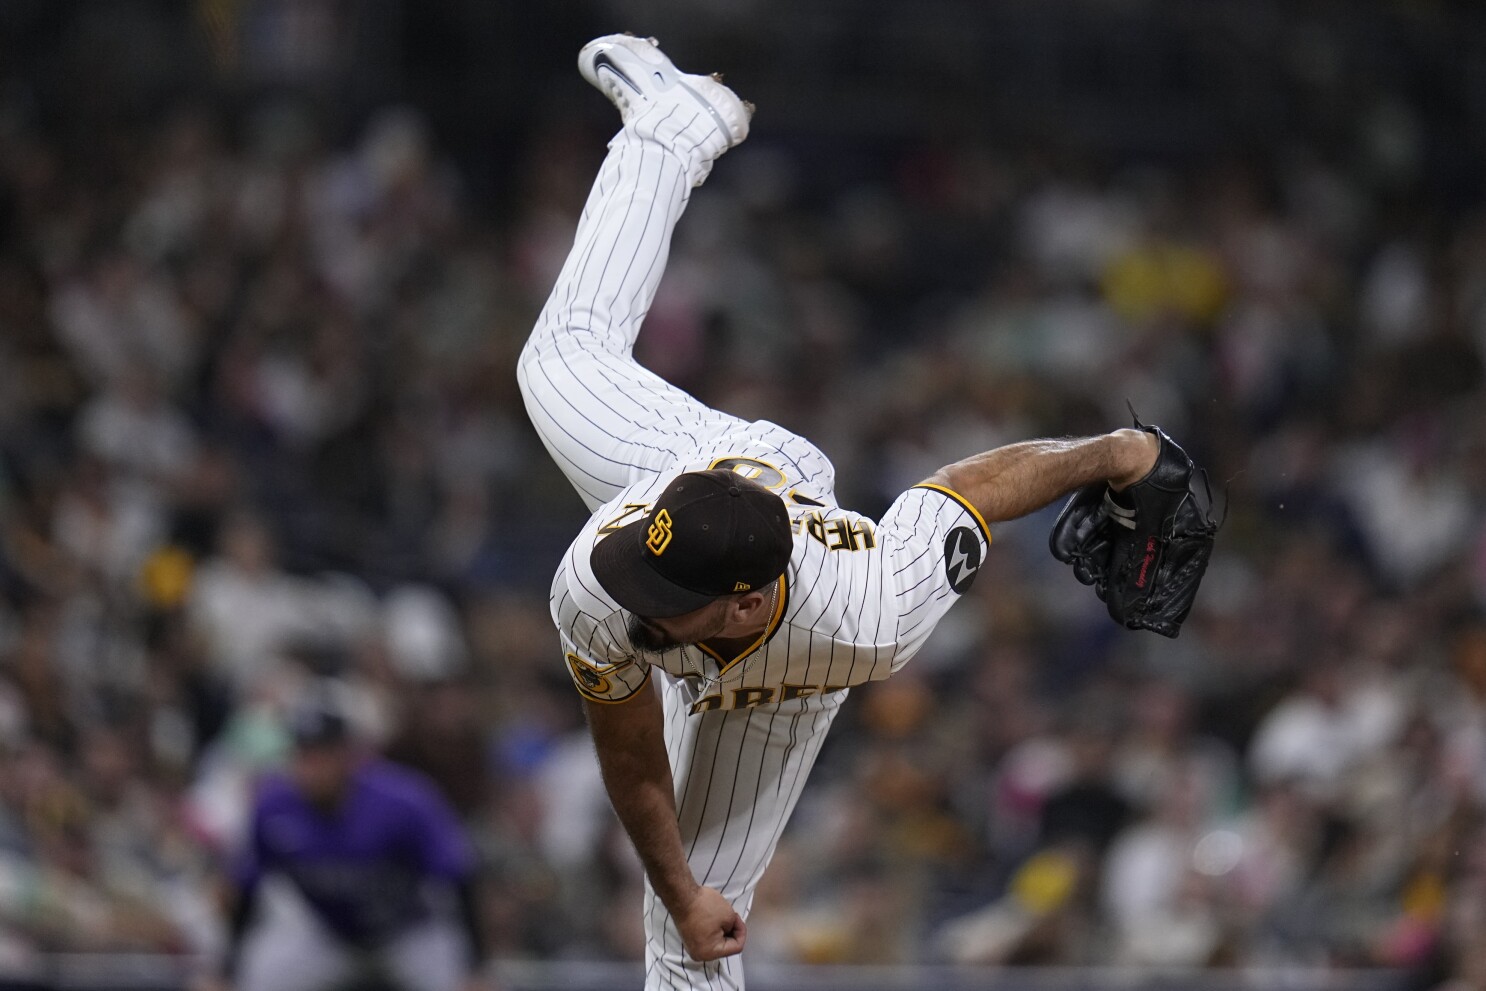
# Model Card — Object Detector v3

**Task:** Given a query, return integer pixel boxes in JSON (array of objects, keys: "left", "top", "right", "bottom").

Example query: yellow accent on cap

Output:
[{"left": 645, "top": 508, "right": 674, "bottom": 556}]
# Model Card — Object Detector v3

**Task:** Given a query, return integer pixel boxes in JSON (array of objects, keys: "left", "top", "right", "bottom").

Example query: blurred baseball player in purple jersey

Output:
[{"left": 205, "top": 692, "right": 488, "bottom": 991}]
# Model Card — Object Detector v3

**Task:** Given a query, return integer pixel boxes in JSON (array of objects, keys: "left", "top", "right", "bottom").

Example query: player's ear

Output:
[{"left": 727, "top": 589, "right": 769, "bottom": 622}]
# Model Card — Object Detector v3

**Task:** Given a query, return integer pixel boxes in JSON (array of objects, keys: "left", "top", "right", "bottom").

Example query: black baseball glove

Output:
[{"left": 1049, "top": 419, "right": 1220, "bottom": 638}]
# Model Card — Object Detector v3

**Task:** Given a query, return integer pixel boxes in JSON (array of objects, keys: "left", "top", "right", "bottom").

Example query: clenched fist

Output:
[{"left": 674, "top": 886, "right": 747, "bottom": 961}]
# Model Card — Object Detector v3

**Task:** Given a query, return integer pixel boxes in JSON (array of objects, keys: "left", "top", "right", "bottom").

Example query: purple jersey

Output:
[{"left": 235, "top": 759, "right": 474, "bottom": 946}]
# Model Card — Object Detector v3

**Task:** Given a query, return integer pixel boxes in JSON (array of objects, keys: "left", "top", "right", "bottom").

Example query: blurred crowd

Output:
[{"left": 3, "top": 6, "right": 1486, "bottom": 991}]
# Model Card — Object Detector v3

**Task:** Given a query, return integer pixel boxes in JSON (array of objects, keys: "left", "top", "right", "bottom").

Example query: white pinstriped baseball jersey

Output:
[{"left": 553, "top": 449, "right": 991, "bottom": 713}]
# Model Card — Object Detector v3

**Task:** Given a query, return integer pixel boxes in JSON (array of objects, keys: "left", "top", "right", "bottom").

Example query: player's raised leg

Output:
[
  {"left": 518, "top": 35, "right": 753, "bottom": 510},
  {"left": 642, "top": 680, "right": 848, "bottom": 990}
]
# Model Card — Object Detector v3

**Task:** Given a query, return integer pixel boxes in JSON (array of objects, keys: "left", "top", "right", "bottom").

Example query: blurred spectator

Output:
[
  {"left": 385, "top": 677, "right": 489, "bottom": 818},
  {"left": 1249, "top": 655, "right": 1405, "bottom": 802},
  {"left": 188, "top": 512, "right": 310, "bottom": 685},
  {"left": 1101, "top": 762, "right": 1222, "bottom": 965}
]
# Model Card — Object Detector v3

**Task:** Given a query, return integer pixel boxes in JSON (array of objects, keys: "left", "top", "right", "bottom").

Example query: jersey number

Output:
[
  {"left": 711, "top": 456, "right": 874, "bottom": 551},
  {"left": 710, "top": 456, "right": 787, "bottom": 490},
  {"left": 712, "top": 454, "right": 819, "bottom": 506},
  {"left": 598, "top": 502, "right": 650, "bottom": 535}
]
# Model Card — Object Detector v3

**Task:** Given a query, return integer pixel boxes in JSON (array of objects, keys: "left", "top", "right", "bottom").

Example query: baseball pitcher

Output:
[{"left": 518, "top": 33, "right": 1215, "bottom": 990}]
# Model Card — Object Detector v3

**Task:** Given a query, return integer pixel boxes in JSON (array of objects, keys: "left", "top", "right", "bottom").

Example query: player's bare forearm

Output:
[
  {"left": 584, "top": 688, "right": 748, "bottom": 961},
  {"left": 923, "top": 429, "right": 1158, "bottom": 524},
  {"left": 584, "top": 688, "right": 698, "bottom": 911}
]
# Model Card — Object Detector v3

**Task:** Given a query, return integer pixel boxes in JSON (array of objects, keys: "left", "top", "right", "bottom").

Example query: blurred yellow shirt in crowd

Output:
[{"left": 1102, "top": 242, "right": 1228, "bottom": 325}]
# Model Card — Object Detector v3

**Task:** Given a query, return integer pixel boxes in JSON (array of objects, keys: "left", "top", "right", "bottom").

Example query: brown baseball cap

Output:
[{"left": 590, "top": 469, "right": 793, "bottom": 618}]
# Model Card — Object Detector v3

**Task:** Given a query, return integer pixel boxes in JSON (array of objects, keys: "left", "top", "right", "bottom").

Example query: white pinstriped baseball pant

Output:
[{"left": 518, "top": 129, "right": 847, "bottom": 990}]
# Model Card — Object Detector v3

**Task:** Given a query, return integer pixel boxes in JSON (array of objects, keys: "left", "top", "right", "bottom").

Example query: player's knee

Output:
[
  {"left": 515, "top": 336, "right": 546, "bottom": 400},
  {"left": 517, "top": 332, "right": 540, "bottom": 372}
]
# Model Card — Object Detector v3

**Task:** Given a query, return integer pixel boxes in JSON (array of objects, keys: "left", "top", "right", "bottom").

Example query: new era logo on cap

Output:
[{"left": 591, "top": 469, "right": 792, "bottom": 618}]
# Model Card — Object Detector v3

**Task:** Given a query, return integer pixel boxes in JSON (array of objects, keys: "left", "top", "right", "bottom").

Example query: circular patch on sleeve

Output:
[
  {"left": 943, "top": 526, "right": 983, "bottom": 595},
  {"left": 566, "top": 653, "right": 611, "bottom": 694}
]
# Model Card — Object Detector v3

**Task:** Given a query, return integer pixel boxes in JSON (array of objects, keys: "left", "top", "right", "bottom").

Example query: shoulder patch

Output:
[
  {"left": 566, "top": 652, "right": 620, "bottom": 694},
  {"left": 943, "top": 526, "right": 983, "bottom": 594}
]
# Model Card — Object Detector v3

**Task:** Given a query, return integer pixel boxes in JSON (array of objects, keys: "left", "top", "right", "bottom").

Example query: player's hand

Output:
[{"left": 675, "top": 885, "right": 747, "bottom": 961}]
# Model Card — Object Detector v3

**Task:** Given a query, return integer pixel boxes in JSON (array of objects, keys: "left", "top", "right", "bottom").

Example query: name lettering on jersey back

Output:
[
  {"left": 690, "top": 682, "right": 849, "bottom": 713},
  {"left": 794, "top": 511, "right": 875, "bottom": 551}
]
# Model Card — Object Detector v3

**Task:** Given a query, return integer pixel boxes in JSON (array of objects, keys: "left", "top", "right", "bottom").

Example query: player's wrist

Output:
[
  {"left": 1108, "top": 428, "right": 1159, "bottom": 491},
  {"left": 660, "top": 877, "right": 705, "bottom": 916}
]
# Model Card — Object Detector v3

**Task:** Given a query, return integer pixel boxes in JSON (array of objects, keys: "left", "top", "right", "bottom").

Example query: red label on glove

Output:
[{"left": 1136, "top": 537, "right": 1157, "bottom": 588}]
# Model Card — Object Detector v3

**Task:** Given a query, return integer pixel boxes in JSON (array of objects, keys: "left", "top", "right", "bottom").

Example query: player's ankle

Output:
[{"left": 610, "top": 129, "right": 717, "bottom": 187}]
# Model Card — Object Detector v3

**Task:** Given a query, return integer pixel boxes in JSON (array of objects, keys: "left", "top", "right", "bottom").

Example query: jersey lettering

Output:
[
  {"left": 732, "top": 686, "right": 775, "bottom": 708},
  {"left": 778, "top": 683, "right": 817, "bottom": 702},
  {"left": 830, "top": 517, "right": 875, "bottom": 551},
  {"left": 688, "top": 682, "right": 848, "bottom": 713},
  {"left": 795, "top": 511, "right": 876, "bottom": 551},
  {"left": 598, "top": 502, "right": 650, "bottom": 535}
]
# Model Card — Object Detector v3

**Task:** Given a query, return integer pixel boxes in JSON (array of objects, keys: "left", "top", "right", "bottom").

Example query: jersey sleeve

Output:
[
  {"left": 877, "top": 483, "right": 992, "bottom": 670},
  {"left": 551, "top": 549, "right": 653, "bottom": 704},
  {"left": 560, "top": 632, "right": 652, "bottom": 703}
]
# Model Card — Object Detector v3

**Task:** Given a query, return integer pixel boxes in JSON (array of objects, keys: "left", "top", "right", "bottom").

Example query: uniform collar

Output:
[{"left": 694, "top": 573, "right": 790, "bottom": 675}]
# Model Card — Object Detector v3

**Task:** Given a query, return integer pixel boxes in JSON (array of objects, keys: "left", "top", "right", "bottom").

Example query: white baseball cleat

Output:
[{"left": 579, "top": 34, "right": 752, "bottom": 173}]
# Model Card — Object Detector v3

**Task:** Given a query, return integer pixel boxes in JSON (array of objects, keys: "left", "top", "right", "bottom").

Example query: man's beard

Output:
[{"left": 627, "top": 613, "right": 682, "bottom": 652}]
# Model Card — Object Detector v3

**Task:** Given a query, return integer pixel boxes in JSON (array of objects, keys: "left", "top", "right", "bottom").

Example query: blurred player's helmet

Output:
[{"left": 287, "top": 688, "right": 352, "bottom": 749}]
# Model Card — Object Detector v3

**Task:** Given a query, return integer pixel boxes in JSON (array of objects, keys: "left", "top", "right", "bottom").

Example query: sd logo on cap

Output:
[{"left": 591, "top": 469, "right": 792, "bottom": 618}]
